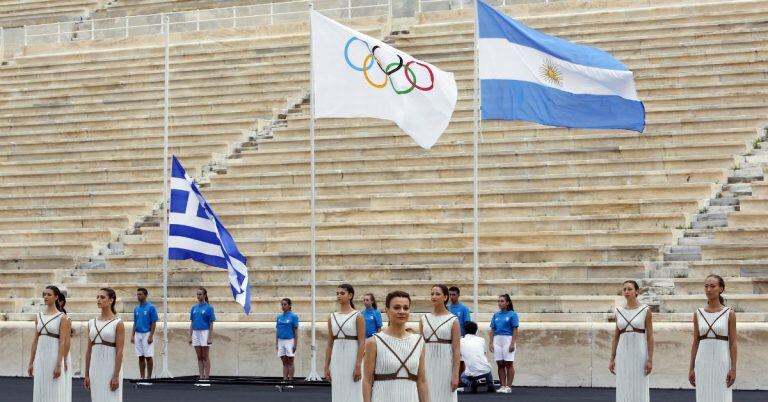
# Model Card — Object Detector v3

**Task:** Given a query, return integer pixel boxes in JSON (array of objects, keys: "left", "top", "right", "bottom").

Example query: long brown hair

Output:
[
  {"left": 46, "top": 285, "right": 67, "bottom": 315},
  {"left": 339, "top": 284, "right": 355, "bottom": 309},
  {"left": 100, "top": 287, "right": 117, "bottom": 314}
]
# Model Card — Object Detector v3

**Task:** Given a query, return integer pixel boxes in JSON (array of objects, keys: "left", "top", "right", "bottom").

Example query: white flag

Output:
[{"left": 310, "top": 11, "right": 458, "bottom": 149}]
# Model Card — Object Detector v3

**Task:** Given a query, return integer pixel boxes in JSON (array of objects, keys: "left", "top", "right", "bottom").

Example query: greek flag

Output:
[
  {"left": 169, "top": 156, "right": 251, "bottom": 314},
  {"left": 477, "top": 0, "right": 645, "bottom": 132}
]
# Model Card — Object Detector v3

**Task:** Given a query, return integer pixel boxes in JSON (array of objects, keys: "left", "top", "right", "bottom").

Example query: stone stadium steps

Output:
[
  {"left": 134, "top": 213, "right": 687, "bottom": 234},
  {"left": 206, "top": 169, "right": 727, "bottom": 191},
  {"left": 0, "top": 202, "right": 154, "bottom": 219},
  {"left": 0, "top": 255, "right": 84, "bottom": 270},
  {"left": 206, "top": 199, "right": 699, "bottom": 218},
  {"left": 196, "top": 183, "right": 718, "bottom": 206},
  {"left": 0, "top": 215, "right": 130, "bottom": 230},
  {"left": 224, "top": 154, "right": 738, "bottom": 178},
  {"left": 414, "top": 1, "right": 768, "bottom": 35},
  {"left": 258, "top": 128, "right": 757, "bottom": 151},
  {"left": 73, "top": 262, "right": 649, "bottom": 283},
  {"left": 0, "top": 0, "right": 97, "bottom": 28},
  {"left": 0, "top": 132, "right": 247, "bottom": 155},
  {"left": 124, "top": 229, "right": 675, "bottom": 253},
  {"left": 234, "top": 140, "right": 748, "bottom": 165},
  {"left": 659, "top": 294, "right": 768, "bottom": 313},
  {"left": 103, "top": 243, "right": 664, "bottom": 267},
  {"left": 96, "top": 0, "right": 297, "bottom": 18}
]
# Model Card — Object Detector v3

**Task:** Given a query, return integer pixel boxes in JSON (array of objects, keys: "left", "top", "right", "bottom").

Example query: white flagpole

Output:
[
  {"left": 472, "top": 0, "right": 481, "bottom": 322},
  {"left": 160, "top": 14, "right": 173, "bottom": 379},
  {"left": 306, "top": 1, "right": 322, "bottom": 382}
]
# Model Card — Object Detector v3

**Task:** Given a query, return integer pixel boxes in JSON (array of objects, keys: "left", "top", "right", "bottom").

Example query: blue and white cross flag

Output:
[
  {"left": 477, "top": 0, "right": 645, "bottom": 132},
  {"left": 169, "top": 156, "right": 251, "bottom": 314}
]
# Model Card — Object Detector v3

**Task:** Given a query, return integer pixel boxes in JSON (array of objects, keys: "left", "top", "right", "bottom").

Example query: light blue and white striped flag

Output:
[
  {"left": 169, "top": 156, "right": 251, "bottom": 314},
  {"left": 477, "top": 0, "right": 645, "bottom": 132}
]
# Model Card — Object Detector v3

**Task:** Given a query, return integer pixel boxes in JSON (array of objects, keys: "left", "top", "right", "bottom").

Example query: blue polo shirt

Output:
[
  {"left": 490, "top": 310, "right": 519, "bottom": 336},
  {"left": 362, "top": 307, "right": 383, "bottom": 338},
  {"left": 190, "top": 303, "right": 216, "bottom": 330},
  {"left": 133, "top": 302, "right": 159, "bottom": 333},
  {"left": 276, "top": 311, "right": 299, "bottom": 340},
  {"left": 447, "top": 302, "right": 471, "bottom": 336}
]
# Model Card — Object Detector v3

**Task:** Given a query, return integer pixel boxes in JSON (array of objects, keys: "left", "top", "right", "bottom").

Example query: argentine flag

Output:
[
  {"left": 477, "top": 0, "right": 645, "bottom": 132},
  {"left": 169, "top": 156, "right": 251, "bottom": 314}
]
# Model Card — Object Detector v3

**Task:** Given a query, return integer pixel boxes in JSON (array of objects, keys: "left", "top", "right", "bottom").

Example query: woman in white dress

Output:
[
  {"left": 363, "top": 290, "right": 429, "bottom": 402},
  {"left": 325, "top": 284, "right": 365, "bottom": 402},
  {"left": 689, "top": 274, "right": 737, "bottom": 402},
  {"left": 609, "top": 280, "right": 654, "bottom": 402},
  {"left": 84, "top": 287, "right": 125, "bottom": 402},
  {"left": 28, "top": 285, "right": 72, "bottom": 402},
  {"left": 419, "top": 284, "right": 460, "bottom": 402}
]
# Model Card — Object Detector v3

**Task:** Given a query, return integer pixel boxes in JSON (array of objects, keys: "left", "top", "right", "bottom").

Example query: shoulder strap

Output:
[
  {"left": 423, "top": 315, "right": 455, "bottom": 342},
  {"left": 38, "top": 312, "right": 63, "bottom": 336},
  {"left": 373, "top": 334, "right": 421, "bottom": 381},
  {"left": 332, "top": 311, "right": 358, "bottom": 337},
  {"left": 91, "top": 318, "right": 119, "bottom": 345},
  {"left": 698, "top": 308, "right": 730, "bottom": 339},
  {"left": 616, "top": 306, "right": 647, "bottom": 331}
]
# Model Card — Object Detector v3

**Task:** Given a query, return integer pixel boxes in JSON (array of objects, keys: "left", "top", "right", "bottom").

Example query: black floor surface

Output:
[{"left": 3, "top": 377, "right": 766, "bottom": 401}]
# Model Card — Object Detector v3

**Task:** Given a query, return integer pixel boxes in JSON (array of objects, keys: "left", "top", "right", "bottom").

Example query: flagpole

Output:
[
  {"left": 306, "top": 0, "right": 322, "bottom": 382},
  {"left": 160, "top": 14, "right": 173, "bottom": 379},
  {"left": 472, "top": 0, "right": 481, "bottom": 322}
]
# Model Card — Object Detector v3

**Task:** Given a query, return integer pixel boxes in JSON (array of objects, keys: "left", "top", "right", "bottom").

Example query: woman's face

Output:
[
  {"left": 623, "top": 283, "right": 638, "bottom": 300},
  {"left": 281, "top": 300, "right": 290, "bottom": 312},
  {"left": 196, "top": 290, "right": 206, "bottom": 303},
  {"left": 363, "top": 295, "right": 373, "bottom": 309},
  {"left": 430, "top": 287, "right": 446, "bottom": 306},
  {"left": 386, "top": 297, "right": 411, "bottom": 325},
  {"left": 704, "top": 277, "right": 723, "bottom": 302},
  {"left": 497, "top": 297, "right": 509, "bottom": 310},
  {"left": 336, "top": 288, "right": 352, "bottom": 305},
  {"left": 42, "top": 289, "right": 55, "bottom": 306},
  {"left": 96, "top": 290, "right": 110, "bottom": 309}
]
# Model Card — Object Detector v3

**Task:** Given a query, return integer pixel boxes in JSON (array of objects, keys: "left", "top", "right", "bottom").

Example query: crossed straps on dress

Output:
[
  {"left": 373, "top": 334, "right": 422, "bottom": 382},
  {"left": 37, "top": 312, "right": 64, "bottom": 339},
  {"left": 697, "top": 307, "right": 730, "bottom": 342},
  {"left": 332, "top": 311, "right": 359, "bottom": 341},
  {"left": 89, "top": 318, "right": 119, "bottom": 348},
  {"left": 616, "top": 306, "right": 648, "bottom": 336},
  {"left": 422, "top": 315, "right": 455, "bottom": 344}
]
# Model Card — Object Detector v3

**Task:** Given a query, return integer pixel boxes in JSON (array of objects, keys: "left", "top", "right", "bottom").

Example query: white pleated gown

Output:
[
  {"left": 33, "top": 312, "right": 71, "bottom": 402},
  {"left": 421, "top": 313, "right": 457, "bottom": 402},
  {"left": 695, "top": 308, "right": 732, "bottom": 402},
  {"left": 614, "top": 305, "right": 649, "bottom": 402},
  {"left": 330, "top": 311, "right": 363, "bottom": 402},
  {"left": 88, "top": 318, "right": 123, "bottom": 402},
  {"left": 372, "top": 333, "right": 423, "bottom": 402}
]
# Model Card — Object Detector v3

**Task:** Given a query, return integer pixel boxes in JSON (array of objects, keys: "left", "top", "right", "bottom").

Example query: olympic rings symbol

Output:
[{"left": 344, "top": 36, "right": 435, "bottom": 95}]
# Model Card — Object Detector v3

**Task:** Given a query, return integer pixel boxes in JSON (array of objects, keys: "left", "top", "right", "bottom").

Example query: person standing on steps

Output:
[
  {"left": 609, "top": 280, "right": 654, "bottom": 402},
  {"left": 131, "top": 287, "right": 158, "bottom": 381},
  {"left": 325, "top": 284, "right": 365, "bottom": 402},
  {"left": 689, "top": 274, "right": 737, "bottom": 402}
]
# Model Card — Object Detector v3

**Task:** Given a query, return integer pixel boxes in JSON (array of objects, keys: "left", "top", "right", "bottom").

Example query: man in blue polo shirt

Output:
[
  {"left": 132, "top": 287, "right": 159, "bottom": 380},
  {"left": 448, "top": 286, "right": 472, "bottom": 337}
]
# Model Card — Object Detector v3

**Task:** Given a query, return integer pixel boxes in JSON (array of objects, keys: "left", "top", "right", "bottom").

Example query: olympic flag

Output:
[{"left": 310, "top": 11, "right": 458, "bottom": 149}]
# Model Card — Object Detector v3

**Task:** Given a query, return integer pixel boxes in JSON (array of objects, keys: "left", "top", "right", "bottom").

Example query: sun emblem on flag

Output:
[{"left": 539, "top": 59, "right": 564, "bottom": 87}]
